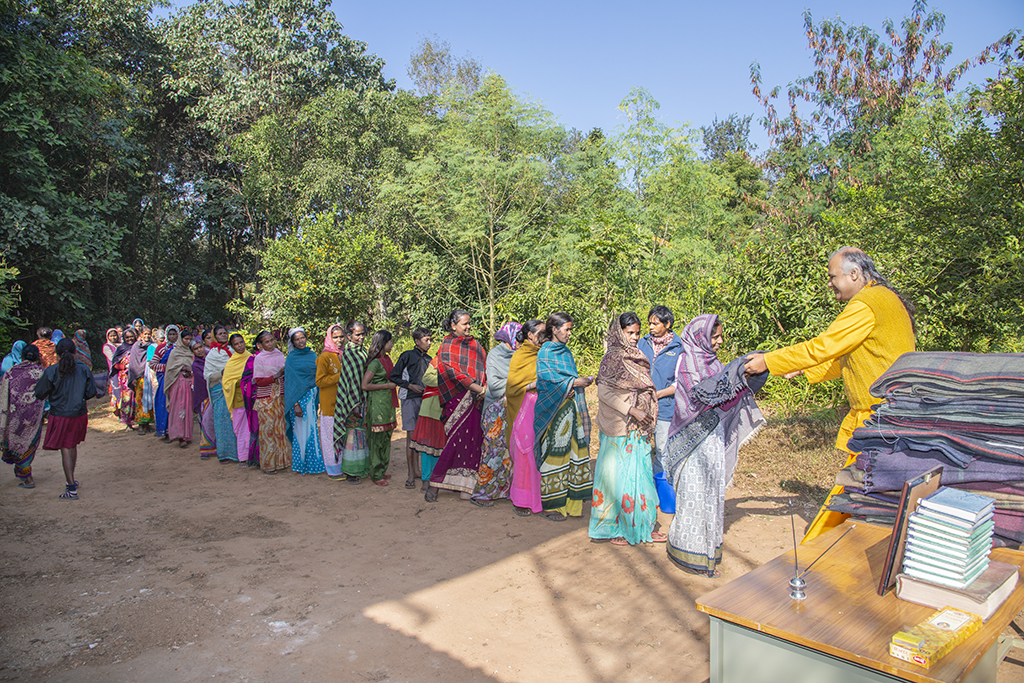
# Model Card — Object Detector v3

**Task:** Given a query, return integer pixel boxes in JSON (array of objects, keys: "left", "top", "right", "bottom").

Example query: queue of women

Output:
[{"left": 0, "top": 307, "right": 766, "bottom": 577}]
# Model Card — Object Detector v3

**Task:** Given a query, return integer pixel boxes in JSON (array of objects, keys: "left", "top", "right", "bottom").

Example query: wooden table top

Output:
[{"left": 696, "top": 521, "right": 1024, "bottom": 683}]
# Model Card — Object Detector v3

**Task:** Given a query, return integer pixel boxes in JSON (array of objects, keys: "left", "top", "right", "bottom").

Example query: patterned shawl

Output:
[
  {"left": 670, "top": 314, "right": 723, "bottom": 436},
  {"left": 2, "top": 341, "right": 25, "bottom": 376},
  {"left": 32, "top": 339, "right": 57, "bottom": 368},
  {"left": 335, "top": 344, "right": 367, "bottom": 420},
  {"left": 534, "top": 341, "right": 591, "bottom": 450},
  {"left": 284, "top": 345, "right": 316, "bottom": 412},
  {"left": 191, "top": 349, "right": 208, "bottom": 413},
  {"left": 0, "top": 360, "right": 45, "bottom": 454},
  {"left": 222, "top": 349, "right": 251, "bottom": 410},
  {"left": 495, "top": 322, "right": 523, "bottom": 351},
  {"left": 163, "top": 338, "right": 194, "bottom": 395},
  {"left": 506, "top": 341, "right": 540, "bottom": 436},
  {"left": 437, "top": 334, "right": 486, "bottom": 405},
  {"left": 72, "top": 330, "right": 92, "bottom": 370},
  {"left": 597, "top": 317, "right": 657, "bottom": 437}
]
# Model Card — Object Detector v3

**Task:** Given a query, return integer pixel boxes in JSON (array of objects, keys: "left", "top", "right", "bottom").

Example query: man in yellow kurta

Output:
[{"left": 744, "top": 247, "right": 916, "bottom": 542}]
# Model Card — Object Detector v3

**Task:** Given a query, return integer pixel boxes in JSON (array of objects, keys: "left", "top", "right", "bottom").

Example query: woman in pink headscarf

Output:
[{"left": 315, "top": 324, "right": 346, "bottom": 480}]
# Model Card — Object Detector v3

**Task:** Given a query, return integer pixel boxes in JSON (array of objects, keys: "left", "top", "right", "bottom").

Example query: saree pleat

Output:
[
  {"left": 165, "top": 375, "right": 193, "bottom": 442},
  {"left": 154, "top": 345, "right": 171, "bottom": 436},
  {"left": 472, "top": 397, "right": 513, "bottom": 501},
  {"left": 232, "top": 407, "right": 252, "bottom": 462},
  {"left": 135, "top": 378, "right": 154, "bottom": 425},
  {"left": 666, "top": 424, "right": 727, "bottom": 574},
  {"left": 509, "top": 392, "right": 542, "bottom": 512},
  {"left": 255, "top": 379, "right": 289, "bottom": 473},
  {"left": 2, "top": 428, "right": 39, "bottom": 480},
  {"left": 318, "top": 414, "right": 343, "bottom": 477},
  {"left": 198, "top": 398, "right": 217, "bottom": 457},
  {"left": 589, "top": 431, "right": 658, "bottom": 544},
  {"left": 288, "top": 386, "right": 323, "bottom": 474},
  {"left": 209, "top": 383, "right": 237, "bottom": 461},
  {"left": 430, "top": 391, "right": 484, "bottom": 493},
  {"left": 537, "top": 395, "right": 592, "bottom": 516},
  {"left": 339, "top": 410, "right": 369, "bottom": 477},
  {"left": 115, "top": 367, "right": 134, "bottom": 426}
]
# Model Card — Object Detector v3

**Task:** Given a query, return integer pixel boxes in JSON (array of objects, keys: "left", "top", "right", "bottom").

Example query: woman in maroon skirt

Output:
[
  {"left": 426, "top": 310, "right": 487, "bottom": 501},
  {"left": 34, "top": 338, "right": 97, "bottom": 499}
]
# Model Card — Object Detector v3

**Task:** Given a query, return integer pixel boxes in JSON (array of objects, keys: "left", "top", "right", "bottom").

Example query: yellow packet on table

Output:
[{"left": 889, "top": 607, "right": 982, "bottom": 669}]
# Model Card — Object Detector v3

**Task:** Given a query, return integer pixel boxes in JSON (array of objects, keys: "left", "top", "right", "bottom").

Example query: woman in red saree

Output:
[{"left": 426, "top": 310, "right": 487, "bottom": 502}]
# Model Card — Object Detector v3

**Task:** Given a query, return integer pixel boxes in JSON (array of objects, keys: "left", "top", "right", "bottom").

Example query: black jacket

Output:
[
  {"left": 35, "top": 361, "right": 97, "bottom": 417},
  {"left": 390, "top": 348, "right": 431, "bottom": 400}
]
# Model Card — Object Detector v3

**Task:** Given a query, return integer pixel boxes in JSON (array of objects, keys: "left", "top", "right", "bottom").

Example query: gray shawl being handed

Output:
[{"left": 663, "top": 354, "right": 767, "bottom": 487}]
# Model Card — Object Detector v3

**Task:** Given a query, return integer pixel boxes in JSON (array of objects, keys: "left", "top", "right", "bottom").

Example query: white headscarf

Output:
[{"left": 287, "top": 327, "right": 305, "bottom": 354}]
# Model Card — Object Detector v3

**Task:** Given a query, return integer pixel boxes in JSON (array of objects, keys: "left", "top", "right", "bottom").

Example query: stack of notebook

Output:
[{"left": 902, "top": 488, "right": 996, "bottom": 589}]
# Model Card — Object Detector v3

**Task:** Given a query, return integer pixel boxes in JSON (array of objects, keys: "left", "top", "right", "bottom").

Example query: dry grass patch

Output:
[{"left": 736, "top": 405, "right": 846, "bottom": 503}]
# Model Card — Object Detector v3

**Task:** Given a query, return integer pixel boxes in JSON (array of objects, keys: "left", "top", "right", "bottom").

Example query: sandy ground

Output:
[{"left": 2, "top": 403, "right": 1023, "bottom": 683}]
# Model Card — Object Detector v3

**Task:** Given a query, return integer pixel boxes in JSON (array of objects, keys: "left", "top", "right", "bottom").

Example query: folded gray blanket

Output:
[{"left": 870, "top": 351, "right": 1024, "bottom": 399}]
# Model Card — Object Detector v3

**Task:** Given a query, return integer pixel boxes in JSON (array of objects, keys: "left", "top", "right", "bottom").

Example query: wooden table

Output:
[{"left": 696, "top": 522, "right": 1024, "bottom": 683}]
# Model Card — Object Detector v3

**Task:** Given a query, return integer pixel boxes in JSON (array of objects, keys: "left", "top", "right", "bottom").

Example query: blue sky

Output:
[{"left": 330, "top": 0, "right": 1023, "bottom": 151}]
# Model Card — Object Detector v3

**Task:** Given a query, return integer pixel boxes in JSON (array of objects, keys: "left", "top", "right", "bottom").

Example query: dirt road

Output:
[{"left": 1, "top": 404, "right": 1021, "bottom": 682}]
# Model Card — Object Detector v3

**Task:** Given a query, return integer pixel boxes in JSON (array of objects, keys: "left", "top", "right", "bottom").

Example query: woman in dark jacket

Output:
[{"left": 34, "top": 338, "right": 97, "bottom": 499}]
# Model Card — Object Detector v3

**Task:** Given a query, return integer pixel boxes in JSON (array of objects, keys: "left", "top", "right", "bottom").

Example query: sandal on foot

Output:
[
  {"left": 470, "top": 498, "right": 494, "bottom": 508},
  {"left": 59, "top": 485, "right": 78, "bottom": 500},
  {"left": 372, "top": 479, "right": 389, "bottom": 487},
  {"left": 18, "top": 480, "right": 36, "bottom": 489},
  {"left": 538, "top": 511, "right": 567, "bottom": 522},
  {"left": 178, "top": 440, "right": 188, "bottom": 449},
  {"left": 424, "top": 488, "right": 438, "bottom": 503},
  {"left": 200, "top": 454, "right": 210, "bottom": 460},
  {"left": 238, "top": 462, "right": 249, "bottom": 468},
  {"left": 650, "top": 531, "right": 668, "bottom": 543},
  {"left": 404, "top": 478, "right": 416, "bottom": 489},
  {"left": 513, "top": 506, "right": 533, "bottom": 517},
  {"left": 610, "top": 537, "right": 630, "bottom": 547},
  {"left": 346, "top": 476, "right": 361, "bottom": 485}
]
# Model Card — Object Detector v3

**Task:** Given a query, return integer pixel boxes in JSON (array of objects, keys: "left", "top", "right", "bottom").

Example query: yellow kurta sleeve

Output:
[{"left": 763, "top": 301, "right": 874, "bottom": 383}]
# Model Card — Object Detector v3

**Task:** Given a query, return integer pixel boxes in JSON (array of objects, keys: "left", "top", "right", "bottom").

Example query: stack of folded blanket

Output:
[{"left": 825, "top": 352, "right": 1024, "bottom": 547}]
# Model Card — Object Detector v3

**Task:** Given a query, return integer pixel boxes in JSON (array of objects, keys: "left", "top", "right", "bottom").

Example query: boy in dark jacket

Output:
[{"left": 390, "top": 328, "right": 432, "bottom": 489}]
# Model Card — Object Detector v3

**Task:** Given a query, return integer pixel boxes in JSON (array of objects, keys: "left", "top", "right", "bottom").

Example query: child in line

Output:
[{"left": 389, "top": 328, "right": 433, "bottom": 489}]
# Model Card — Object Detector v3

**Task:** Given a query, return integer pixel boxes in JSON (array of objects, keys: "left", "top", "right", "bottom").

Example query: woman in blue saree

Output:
[
  {"left": 285, "top": 328, "right": 323, "bottom": 475},
  {"left": 533, "top": 311, "right": 594, "bottom": 521}
]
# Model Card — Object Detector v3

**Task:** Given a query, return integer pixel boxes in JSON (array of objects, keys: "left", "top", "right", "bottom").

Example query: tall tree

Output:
[
  {"left": 749, "top": 0, "right": 1018, "bottom": 215},
  {"left": 381, "top": 74, "right": 563, "bottom": 336},
  {"left": 406, "top": 34, "right": 482, "bottom": 102},
  {"left": 0, "top": 0, "right": 155, "bottom": 325},
  {"left": 701, "top": 113, "right": 754, "bottom": 162}
]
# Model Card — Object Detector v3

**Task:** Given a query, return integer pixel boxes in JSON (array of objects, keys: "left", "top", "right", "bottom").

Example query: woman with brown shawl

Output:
[{"left": 589, "top": 312, "right": 663, "bottom": 545}]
